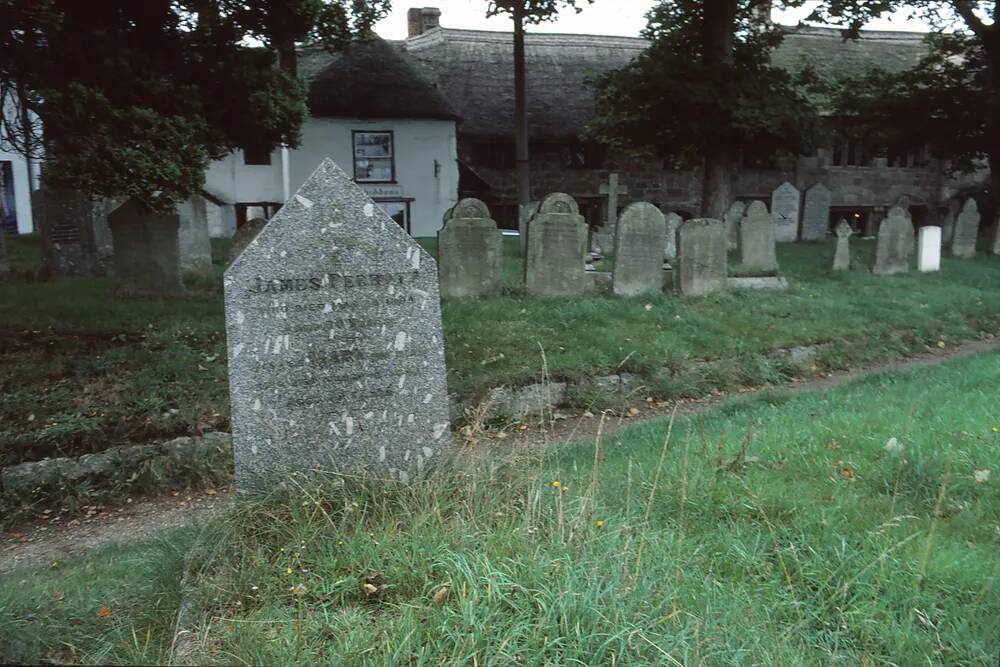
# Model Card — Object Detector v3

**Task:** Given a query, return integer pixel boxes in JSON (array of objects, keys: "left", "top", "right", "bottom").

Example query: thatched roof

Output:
[
  {"left": 302, "top": 38, "right": 460, "bottom": 121},
  {"left": 403, "top": 25, "right": 928, "bottom": 140}
]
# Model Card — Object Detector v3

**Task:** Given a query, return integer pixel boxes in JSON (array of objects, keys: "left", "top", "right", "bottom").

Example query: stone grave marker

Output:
[
  {"left": 438, "top": 198, "right": 502, "bottom": 298},
  {"left": 33, "top": 188, "right": 103, "bottom": 278},
  {"left": 224, "top": 159, "right": 451, "bottom": 491},
  {"left": 833, "top": 219, "right": 852, "bottom": 271},
  {"left": 771, "top": 182, "right": 801, "bottom": 242},
  {"left": 675, "top": 218, "right": 727, "bottom": 296},
  {"left": 108, "top": 198, "right": 184, "bottom": 295},
  {"left": 918, "top": 225, "right": 942, "bottom": 272},
  {"left": 801, "top": 183, "right": 832, "bottom": 241},
  {"left": 992, "top": 215, "right": 1000, "bottom": 256},
  {"left": 941, "top": 200, "right": 959, "bottom": 243},
  {"left": 873, "top": 206, "right": 915, "bottom": 275},
  {"left": 0, "top": 229, "right": 9, "bottom": 276},
  {"left": 525, "top": 193, "right": 588, "bottom": 296},
  {"left": 663, "top": 210, "right": 682, "bottom": 263},
  {"left": 739, "top": 201, "right": 778, "bottom": 272},
  {"left": 229, "top": 218, "right": 268, "bottom": 263},
  {"left": 177, "top": 194, "right": 213, "bottom": 274},
  {"left": 723, "top": 201, "right": 746, "bottom": 251},
  {"left": 951, "top": 198, "right": 980, "bottom": 258},
  {"left": 612, "top": 202, "right": 667, "bottom": 297}
]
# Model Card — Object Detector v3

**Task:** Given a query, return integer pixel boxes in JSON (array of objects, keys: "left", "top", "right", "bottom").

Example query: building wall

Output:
[{"left": 0, "top": 147, "right": 39, "bottom": 234}]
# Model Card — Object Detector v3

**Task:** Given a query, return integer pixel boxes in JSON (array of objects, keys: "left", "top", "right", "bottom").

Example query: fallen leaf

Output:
[
  {"left": 433, "top": 587, "right": 449, "bottom": 603},
  {"left": 973, "top": 469, "right": 991, "bottom": 483},
  {"left": 644, "top": 303, "right": 653, "bottom": 311},
  {"left": 840, "top": 467, "right": 855, "bottom": 480},
  {"left": 363, "top": 583, "right": 379, "bottom": 595},
  {"left": 205, "top": 488, "right": 217, "bottom": 496},
  {"left": 97, "top": 607, "right": 112, "bottom": 618},
  {"left": 627, "top": 407, "right": 640, "bottom": 417}
]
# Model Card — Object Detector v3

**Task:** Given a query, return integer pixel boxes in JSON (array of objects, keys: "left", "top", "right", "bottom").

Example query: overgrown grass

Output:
[{"left": 6, "top": 350, "right": 994, "bottom": 664}]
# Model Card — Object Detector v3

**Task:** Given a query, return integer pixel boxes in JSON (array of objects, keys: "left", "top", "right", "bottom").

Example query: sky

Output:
[{"left": 373, "top": 1, "right": 931, "bottom": 39}]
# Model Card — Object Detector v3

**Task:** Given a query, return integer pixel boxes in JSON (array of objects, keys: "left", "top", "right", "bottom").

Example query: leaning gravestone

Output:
[
  {"left": 739, "top": 201, "right": 778, "bottom": 273},
  {"left": 438, "top": 198, "right": 502, "bottom": 298},
  {"left": 525, "top": 193, "right": 588, "bottom": 296},
  {"left": 801, "top": 183, "right": 832, "bottom": 241},
  {"left": 723, "top": 201, "right": 746, "bottom": 251},
  {"left": 663, "top": 210, "right": 682, "bottom": 263},
  {"left": 771, "top": 182, "right": 801, "bottom": 242},
  {"left": 676, "top": 218, "right": 727, "bottom": 296},
  {"left": 873, "top": 206, "right": 915, "bottom": 275},
  {"left": 612, "top": 202, "right": 667, "bottom": 297},
  {"left": 108, "top": 198, "right": 184, "bottom": 295},
  {"left": 832, "top": 219, "right": 852, "bottom": 271},
  {"left": 33, "top": 188, "right": 104, "bottom": 278},
  {"left": 951, "top": 198, "right": 980, "bottom": 259},
  {"left": 918, "top": 226, "right": 942, "bottom": 272},
  {"left": 177, "top": 195, "right": 213, "bottom": 274},
  {"left": 225, "top": 159, "right": 451, "bottom": 491}
]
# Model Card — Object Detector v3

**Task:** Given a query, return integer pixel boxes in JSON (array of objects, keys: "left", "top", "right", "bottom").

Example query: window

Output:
[
  {"left": 353, "top": 131, "right": 395, "bottom": 182},
  {"left": 471, "top": 142, "right": 515, "bottom": 169},
  {"left": 832, "top": 137, "right": 867, "bottom": 167},
  {"left": 243, "top": 144, "right": 272, "bottom": 166},
  {"left": 377, "top": 200, "right": 410, "bottom": 234}
]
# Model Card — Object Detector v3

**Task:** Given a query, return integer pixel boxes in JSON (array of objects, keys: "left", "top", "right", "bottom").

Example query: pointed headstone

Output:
[
  {"left": 612, "top": 202, "right": 667, "bottom": 297},
  {"left": 951, "top": 198, "right": 980, "bottom": 258},
  {"left": 770, "top": 182, "right": 801, "bottom": 242},
  {"left": 108, "top": 198, "right": 184, "bottom": 295},
  {"left": 723, "top": 201, "right": 746, "bottom": 251},
  {"left": 801, "top": 183, "right": 832, "bottom": 241},
  {"left": 438, "top": 198, "right": 502, "bottom": 298},
  {"left": 918, "top": 226, "right": 942, "bottom": 272},
  {"left": 833, "top": 219, "right": 852, "bottom": 271},
  {"left": 177, "top": 194, "right": 213, "bottom": 274},
  {"left": 676, "top": 218, "right": 727, "bottom": 296},
  {"left": 739, "top": 201, "right": 778, "bottom": 273},
  {"left": 224, "top": 159, "right": 451, "bottom": 492},
  {"left": 525, "top": 193, "right": 588, "bottom": 296},
  {"left": 663, "top": 210, "right": 682, "bottom": 262},
  {"left": 873, "top": 206, "right": 915, "bottom": 275}
]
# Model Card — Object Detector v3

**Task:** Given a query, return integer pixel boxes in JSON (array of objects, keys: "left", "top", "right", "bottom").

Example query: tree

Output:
[
  {"left": 590, "top": 0, "right": 820, "bottom": 218},
  {"left": 0, "top": 0, "right": 389, "bottom": 209},
  {"left": 485, "top": 0, "right": 593, "bottom": 226}
]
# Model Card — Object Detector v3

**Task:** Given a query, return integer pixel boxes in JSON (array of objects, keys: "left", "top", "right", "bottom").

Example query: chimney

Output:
[{"left": 407, "top": 7, "right": 441, "bottom": 38}]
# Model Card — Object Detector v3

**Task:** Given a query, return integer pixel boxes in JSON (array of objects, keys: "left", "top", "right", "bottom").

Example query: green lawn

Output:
[{"left": 3, "top": 349, "right": 997, "bottom": 664}]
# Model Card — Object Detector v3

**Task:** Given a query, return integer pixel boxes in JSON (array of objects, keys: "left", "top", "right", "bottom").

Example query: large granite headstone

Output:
[
  {"left": 951, "top": 198, "right": 980, "bottom": 259},
  {"left": 525, "top": 193, "right": 588, "bottom": 296},
  {"left": 177, "top": 195, "right": 213, "bottom": 274},
  {"left": 108, "top": 198, "right": 184, "bottom": 295},
  {"left": 33, "top": 188, "right": 103, "bottom": 278},
  {"left": 676, "top": 218, "right": 727, "bottom": 296},
  {"left": 612, "top": 202, "right": 667, "bottom": 297},
  {"left": 873, "top": 206, "right": 915, "bottom": 275},
  {"left": 224, "top": 159, "right": 451, "bottom": 491},
  {"left": 801, "top": 183, "right": 832, "bottom": 241},
  {"left": 438, "top": 198, "right": 502, "bottom": 298},
  {"left": 739, "top": 201, "right": 778, "bottom": 273},
  {"left": 723, "top": 201, "right": 746, "bottom": 251},
  {"left": 771, "top": 182, "right": 801, "bottom": 243},
  {"left": 663, "top": 210, "right": 682, "bottom": 263},
  {"left": 832, "top": 219, "right": 852, "bottom": 271},
  {"left": 918, "top": 225, "right": 942, "bottom": 272}
]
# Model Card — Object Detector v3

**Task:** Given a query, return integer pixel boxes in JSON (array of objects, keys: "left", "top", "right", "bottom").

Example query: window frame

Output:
[
  {"left": 374, "top": 198, "right": 412, "bottom": 234},
  {"left": 353, "top": 130, "right": 396, "bottom": 183}
]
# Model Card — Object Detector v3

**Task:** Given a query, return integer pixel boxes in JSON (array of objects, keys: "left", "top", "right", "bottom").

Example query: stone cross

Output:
[
  {"left": 612, "top": 202, "right": 667, "bottom": 297},
  {"left": 108, "top": 198, "right": 184, "bottom": 295},
  {"left": 918, "top": 226, "right": 942, "bottom": 272},
  {"left": 873, "top": 206, "right": 915, "bottom": 275},
  {"left": 951, "top": 198, "right": 980, "bottom": 259},
  {"left": 599, "top": 173, "right": 629, "bottom": 229},
  {"left": 739, "top": 201, "right": 778, "bottom": 273},
  {"left": 833, "top": 219, "right": 852, "bottom": 271},
  {"left": 224, "top": 158, "right": 451, "bottom": 492},
  {"left": 525, "top": 193, "right": 588, "bottom": 296},
  {"left": 438, "top": 198, "right": 503, "bottom": 298}
]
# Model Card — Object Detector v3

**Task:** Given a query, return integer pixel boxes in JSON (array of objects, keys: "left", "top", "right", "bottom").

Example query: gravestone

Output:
[
  {"left": 518, "top": 201, "right": 540, "bottom": 258},
  {"left": 675, "top": 218, "right": 727, "bottom": 296},
  {"left": 951, "top": 198, "right": 980, "bottom": 258},
  {"left": 525, "top": 193, "right": 588, "bottom": 296},
  {"left": 833, "top": 219, "right": 852, "bottom": 271},
  {"left": 739, "top": 201, "right": 778, "bottom": 272},
  {"left": 90, "top": 197, "right": 121, "bottom": 264},
  {"left": 941, "top": 200, "right": 959, "bottom": 243},
  {"left": 771, "top": 182, "right": 801, "bottom": 242},
  {"left": 992, "top": 215, "right": 1000, "bottom": 256},
  {"left": 663, "top": 210, "right": 682, "bottom": 262},
  {"left": 723, "top": 201, "right": 746, "bottom": 251},
  {"left": 177, "top": 195, "right": 213, "bottom": 274},
  {"left": 801, "top": 183, "right": 832, "bottom": 241},
  {"left": 33, "top": 188, "right": 103, "bottom": 278},
  {"left": 918, "top": 225, "right": 942, "bottom": 272},
  {"left": 0, "top": 230, "right": 9, "bottom": 276},
  {"left": 206, "top": 197, "right": 237, "bottom": 238},
  {"left": 224, "top": 159, "right": 451, "bottom": 491},
  {"left": 229, "top": 218, "right": 268, "bottom": 263},
  {"left": 438, "top": 198, "right": 502, "bottom": 298},
  {"left": 612, "top": 202, "right": 667, "bottom": 297},
  {"left": 873, "top": 206, "right": 915, "bottom": 275},
  {"left": 108, "top": 198, "right": 184, "bottom": 295}
]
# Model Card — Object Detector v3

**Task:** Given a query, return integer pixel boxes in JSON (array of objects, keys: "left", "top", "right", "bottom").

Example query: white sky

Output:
[{"left": 373, "top": 1, "right": 931, "bottom": 39}]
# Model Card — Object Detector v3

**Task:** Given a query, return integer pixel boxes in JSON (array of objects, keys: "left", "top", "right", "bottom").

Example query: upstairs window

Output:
[{"left": 353, "top": 131, "right": 395, "bottom": 182}]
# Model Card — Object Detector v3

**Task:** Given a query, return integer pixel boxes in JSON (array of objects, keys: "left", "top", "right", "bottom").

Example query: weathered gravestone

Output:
[
  {"left": 438, "top": 198, "right": 502, "bottom": 298},
  {"left": 177, "top": 194, "right": 213, "bottom": 275},
  {"left": 224, "top": 159, "right": 451, "bottom": 491},
  {"left": 33, "top": 188, "right": 103, "bottom": 278},
  {"left": 771, "top": 182, "right": 801, "bottom": 243},
  {"left": 108, "top": 198, "right": 184, "bottom": 295},
  {"left": 739, "top": 201, "right": 778, "bottom": 273},
  {"left": 992, "top": 215, "right": 1000, "bottom": 256},
  {"left": 0, "top": 230, "right": 9, "bottom": 276},
  {"left": 229, "top": 218, "right": 269, "bottom": 263},
  {"left": 833, "top": 219, "right": 852, "bottom": 271},
  {"left": 873, "top": 206, "right": 915, "bottom": 275},
  {"left": 663, "top": 210, "right": 682, "bottom": 263},
  {"left": 951, "top": 198, "right": 980, "bottom": 258},
  {"left": 941, "top": 200, "right": 959, "bottom": 243},
  {"left": 918, "top": 225, "right": 942, "bottom": 272},
  {"left": 525, "top": 193, "right": 588, "bottom": 297},
  {"left": 723, "top": 201, "right": 746, "bottom": 251},
  {"left": 612, "top": 202, "right": 667, "bottom": 297},
  {"left": 801, "top": 183, "right": 832, "bottom": 241},
  {"left": 675, "top": 218, "right": 727, "bottom": 296}
]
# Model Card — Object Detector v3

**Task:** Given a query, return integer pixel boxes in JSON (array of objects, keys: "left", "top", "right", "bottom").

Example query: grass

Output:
[{"left": 2, "top": 348, "right": 997, "bottom": 664}]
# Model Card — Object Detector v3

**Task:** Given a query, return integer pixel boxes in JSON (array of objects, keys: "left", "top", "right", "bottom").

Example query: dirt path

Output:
[{"left": 3, "top": 336, "right": 998, "bottom": 576}]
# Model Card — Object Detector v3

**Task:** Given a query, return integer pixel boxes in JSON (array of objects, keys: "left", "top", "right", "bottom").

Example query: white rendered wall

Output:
[
  {"left": 204, "top": 149, "right": 285, "bottom": 205},
  {"left": 0, "top": 147, "right": 35, "bottom": 234}
]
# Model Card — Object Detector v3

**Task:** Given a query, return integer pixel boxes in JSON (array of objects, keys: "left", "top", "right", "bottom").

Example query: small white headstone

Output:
[{"left": 918, "top": 226, "right": 942, "bottom": 272}]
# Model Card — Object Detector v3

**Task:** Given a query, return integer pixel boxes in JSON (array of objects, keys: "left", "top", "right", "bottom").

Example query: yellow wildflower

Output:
[
  {"left": 596, "top": 520, "right": 604, "bottom": 528},
  {"left": 286, "top": 567, "right": 293, "bottom": 575},
  {"left": 552, "top": 480, "right": 560, "bottom": 489}
]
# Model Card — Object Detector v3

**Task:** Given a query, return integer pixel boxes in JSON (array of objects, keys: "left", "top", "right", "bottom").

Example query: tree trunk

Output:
[
  {"left": 513, "top": 3, "right": 531, "bottom": 256},
  {"left": 982, "top": 34, "right": 1000, "bottom": 228},
  {"left": 699, "top": 0, "right": 738, "bottom": 219}
]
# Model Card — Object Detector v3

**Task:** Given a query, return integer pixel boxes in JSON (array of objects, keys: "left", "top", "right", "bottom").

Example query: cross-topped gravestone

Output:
[
  {"left": 873, "top": 206, "right": 915, "bottom": 275},
  {"left": 224, "top": 159, "right": 451, "bottom": 492},
  {"left": 676, "top": 218, "right": 727, "bottom": 296},
  {"left": 108, "top": 198, "right": 184, "bottom": 295},
  {"left": 613, "top": 202, "right": 667, "bottom": 297},
  {"left": 801, "top": 183, "right": 832, "bottom": 241},
  {"left": 739, "top": 201, "right": 778, "bottom": 272},
  {"left": 833, "top": 219, "right": 852, "bottom": 271},
  {"left": 951, "top": 198, "right": 980, "bottom": 258},
  {"left": 770, "top": 182, "right": 801, "bottom": 243},
  {"left": 723, "top": 201, "right": 746, "bottom": 251},
  {"left": 600, "top": 173, "right": 629, "bottom": 230},
  {"left": 525, "top": 193, "right": 588, "bottom": 296},
  {"left": 438, "top": 198, "right": 503, "bottom": 298},
  {"left": 918, "top": 225, "right": 942, "bottom": 272}
]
